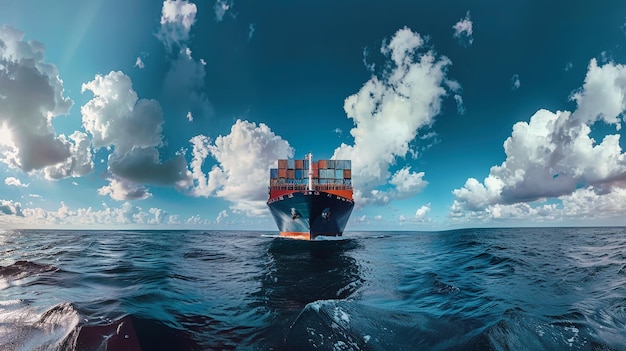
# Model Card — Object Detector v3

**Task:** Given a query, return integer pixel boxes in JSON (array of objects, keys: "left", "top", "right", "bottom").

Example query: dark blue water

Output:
[{"left": 0, "top": 228, "right": 625, "bottom": 350}]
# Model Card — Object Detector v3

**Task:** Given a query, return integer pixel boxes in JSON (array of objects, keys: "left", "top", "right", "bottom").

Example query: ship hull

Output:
[{"left": 267, "top": 191, "right": 354, "bottom": 240}]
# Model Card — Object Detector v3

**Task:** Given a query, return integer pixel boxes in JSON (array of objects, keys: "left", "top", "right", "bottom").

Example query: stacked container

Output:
[{"left": 270, "top": 158, "right": 352, "bottom": 187}]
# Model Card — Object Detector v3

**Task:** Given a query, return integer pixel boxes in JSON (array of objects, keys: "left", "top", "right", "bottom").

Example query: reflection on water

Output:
[{"left": 253, "top": 238, "right": 363, "bottom": 349}]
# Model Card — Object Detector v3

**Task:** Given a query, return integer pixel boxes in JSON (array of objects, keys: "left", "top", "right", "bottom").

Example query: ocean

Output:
[{"left": 0, "top": 227, "right": 625, "bottom": 350}]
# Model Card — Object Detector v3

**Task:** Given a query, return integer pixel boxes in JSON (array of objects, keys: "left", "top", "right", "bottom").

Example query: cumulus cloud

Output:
[
  {"left": 415, "top": 203, "right": 431, "bottom": 219},
  {"left": 44, "top": 131, "right": 93, "bottom": 180},
  {"left": 451, "top": 58, "right": 626, "bottom": 220},
  {"left": 216, "top": 209, "right": 228, "bottom": 224},
  {"left": 98, "top": 177, "right": 152, "bottom": 201},
  {"left": 157, "top": 0, "right": 197, "bottom": 50},
  {"left": 452, "top": 11, "right": 473, "bottom": 47},
  {"left": 187, "top": 119, "right": 293, "bottom": 215},
  {"left": 0, "top": 25, "right": 80, "bottom": 174},
  {"left": 332, "top": 26, "right": 456, "bottom": 207},
  {"left": 0, "top": 199, "right": 23, "bottom": 216},
  {"left": 214, "top": 0, "right": 233, "bottom": 21},
  {"left": 5, "top": 177, "right": 28, "bottom": 187},
  {"left": 511, "top": 74, "right": 521, "bottom": 90},
  {"left": 81, "top": 71, "right": 192, "bottom": 200}
]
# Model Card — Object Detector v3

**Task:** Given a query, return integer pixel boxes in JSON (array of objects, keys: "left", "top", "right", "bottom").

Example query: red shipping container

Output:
[
  {"left": 312, "top": 162, "right": 319, "bottom": 170},
  {"left": 278, "top": 168, "right": 287, "bottom": 178},
  {"left": 287, "top": 169, "right": 295, "bottom": 179},
  {"left": 319, "top": 160, "right": 328, "bottom": 169},
  {"left": 278, "top": 160, "right": 287, "bottom": 169},
  {"left": 343, "top": 169, "right": 351, "bottom": 179},
  {"left": 295, "top": 160, "right": 304, "bottom": 169},
  {"left": 312, "top": 169, "right": 319, "bottom": 178}
]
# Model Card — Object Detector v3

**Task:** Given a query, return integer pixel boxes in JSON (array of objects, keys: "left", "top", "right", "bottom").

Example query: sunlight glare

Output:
[{"left": 0, "top": 123, "right": 13, "bottom": 146}]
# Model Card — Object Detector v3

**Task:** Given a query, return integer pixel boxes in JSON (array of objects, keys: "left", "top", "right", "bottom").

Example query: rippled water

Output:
[{"left": 0, "top": 227, "right": 625, "bottom": 350}]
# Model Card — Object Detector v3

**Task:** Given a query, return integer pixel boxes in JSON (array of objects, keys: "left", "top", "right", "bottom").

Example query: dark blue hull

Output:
[{"left": 267, "top": 191, "right": 354, "bottom": 240}]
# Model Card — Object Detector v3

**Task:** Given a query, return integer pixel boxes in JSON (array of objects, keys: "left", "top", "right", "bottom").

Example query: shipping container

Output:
[
  {"left": 319, "top": 160, "right": 328, "bottom": 169},
  {"left": 319, "top": 169, "right": 332, "bottom": 178},
  {"left": 335, "top": 160, "right": 343, "bottom": 170},
  {"left": 335, "top": 169, "right": 343, "bottom": 179},
  {"left": 278, "top": 168, "right": 287, "bottom": 178},
  {"left": 295, "top": 169, "right": 303, "bottom": 179},
  {"left": 287, "top": 169, "right": 295, "bottom": 179},
  {"left": 303, "top": 161, "right": 309, "bottom": 170},
  {"left": 328, "top": 160, "right": 335, "bottom": 169},
  {"left": 343, "top": 169, "right": 351, "bottom": 179},
  {"left": 312, "top": 168, "right": 319, "bottom": 178},
  {"left": 312, "top": 162, "right": 319, "bottom": 170},
  {"left": 287, "top": 159, "right": 295, "bottom": 169},
  {"left": 295, "top": 160, "right": 304, "bottom": 169},
  {"left": 340, "top": 160, "right": 350, "bottom": 169},
  {"left": 278, "top": 160, "right": 287, "bottom": 169},
  {"left": 270, "top": 168, "right": 278, "bottom": 179}
]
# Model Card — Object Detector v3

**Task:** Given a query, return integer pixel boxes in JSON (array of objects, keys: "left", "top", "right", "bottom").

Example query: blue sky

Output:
[{"left": 1, "top": 0, "right": 626, "bottom": 230}]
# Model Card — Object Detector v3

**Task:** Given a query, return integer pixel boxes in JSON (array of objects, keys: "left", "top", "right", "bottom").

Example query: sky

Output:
[{"left": 1, "top": 0, "right": 626, "bottom": 230}]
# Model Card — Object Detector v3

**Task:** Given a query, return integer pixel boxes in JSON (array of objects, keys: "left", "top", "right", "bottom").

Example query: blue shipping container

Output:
[
  {"left": 295, "top": 169, "right": 303, "bottom": 179},
  {"left": 270, "top": 168, "right": 278, "bottom": 178},
  {"left": 319, "top": 169, "right": 332, "bottom": 178},
  {"left": 327, "top": 160, "right": 335, "bottom": 169},
  {"left": 335, "top": 160, "right": 344, "bottom": 170},
  {"left": 345, "top": 160, "right": 352, "bottom": 169},
  {"left": 287, "top": 159, "right": 295, "bottom": 169},
  {"left": 335, "top": 169, "right": 343, "bottom": 179}
]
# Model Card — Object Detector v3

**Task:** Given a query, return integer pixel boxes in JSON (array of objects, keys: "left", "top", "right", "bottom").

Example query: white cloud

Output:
[
  {"left": 452, "top": 11, "right": 473, "bottom": 47},
  {"left": 454, "top": 94, "right": 465, "bottom": 115},
  {"left": 44, "top": 131, "right": 93, "bottom": 180},
  {"left": 214, "top": 0, "right": 233, "bottom": 21},
  {"left": 5, "top": 177, "right": 28, "bottom": 187},
  {"left": 333, "top": 128, "right": 342, "bottom": 135},
  {"left": 415, "top": 203, "right": 431, "bottom": 219},
  {"left": 186, "top": 111, "right": 193, "bottom": 122},
  {"left": 187, "top": 119, "right": 293, "bottom": 215},
  {"left": 98, "top": 177, "right": 152, "bottom": 201},
  {"left": 0, "top": 25, "right": 77, "bottom": 173},
  {"left": 81, "top": 71, "right": 192, "bottom": 200},
  {"left": 134, "top": 57, "right": 145, "bottom": 69},
  {"left": 389, "top": 167, "right": 428, "bottom": 198},
  {"left": 565, "top": 61, "right": 573, "bottom": 72},
  {"left": 333, "top": 26, "right": 456, "bottom": 207},
  {"left": 0, "top": 199, "right": 23, "bottom": 216},
  {"left": 511, "top": 74, "right": 521, "bottom": 90},
  {"left": 374, "top": 215, "right": 383, "bottom": 221},
  {"left": 216, "top": 209, "right": 228, "bottom": 224},
  {"left": 157, "top": 0, "right": 197, "bottom": 50},
  {"left": 451, "top": 59, "right": 626, "bottom": 220}
]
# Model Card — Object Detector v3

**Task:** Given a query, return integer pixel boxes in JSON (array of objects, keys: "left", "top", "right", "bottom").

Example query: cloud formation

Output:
[
  {"left": 332, "top": 27, "right": 457, "bottom": 207},
  {"left": 188, "top": 119, "right": 293, "bottom": 215},
  {"left": 5, "top": 177, "right": 28, "bottom": 187},
  {"left": 214, "top": 0, "right": 233, "bottom": 21},
  {"left": 452, "top": 11, "right": 473, "bottom": 47},
  {"left": 0, "top": 25, "right": 84, "bottom": 175},
  {"left": 451, "top": 59, "right": 626, "bottom": 221},
  {"left": 81, "top": 71, "right": 192, "bottom": 200},
  {"left": 157, "top": 0, "right": 198, "bottom": 50}
]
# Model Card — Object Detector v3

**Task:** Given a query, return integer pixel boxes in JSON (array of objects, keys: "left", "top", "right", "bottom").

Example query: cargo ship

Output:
[{"left": 267, "top": 153, "right": 354, "bottom": 240}]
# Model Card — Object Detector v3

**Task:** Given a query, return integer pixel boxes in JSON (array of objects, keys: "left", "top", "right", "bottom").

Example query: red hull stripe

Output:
[{"left": 280, "top": 232, "right": 311, "bottom": 240}]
